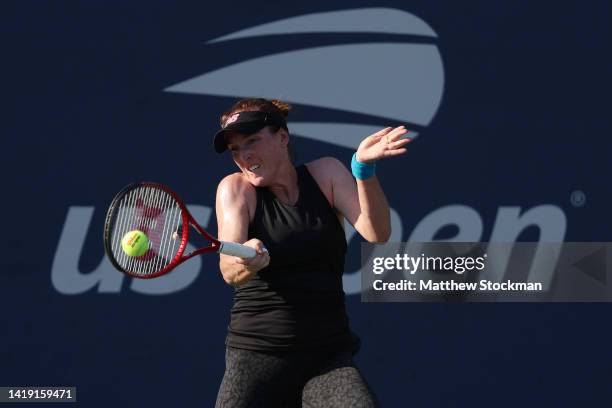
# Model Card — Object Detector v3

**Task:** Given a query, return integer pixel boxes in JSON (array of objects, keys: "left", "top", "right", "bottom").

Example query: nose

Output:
[
  {"left": 241, "top": 148, "right": 251, "bottom": 160},
  {"left": 239, "top": 148, "right": 251, "bottom": 164}
]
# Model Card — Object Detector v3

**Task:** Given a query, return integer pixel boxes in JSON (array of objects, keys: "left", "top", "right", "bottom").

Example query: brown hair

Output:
[{"left": 220, "top": 98, "right": 292, "bottom": 129}]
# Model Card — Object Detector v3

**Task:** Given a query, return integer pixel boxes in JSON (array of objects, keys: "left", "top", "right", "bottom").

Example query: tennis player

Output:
[{"left": 214, "top": 98, "right": 409, "bottom": 407}]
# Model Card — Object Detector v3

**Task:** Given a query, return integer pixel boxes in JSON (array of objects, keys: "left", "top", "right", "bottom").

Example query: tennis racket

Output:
[{"left": 103, "top": 182, "right": 256, "bottom": 279}]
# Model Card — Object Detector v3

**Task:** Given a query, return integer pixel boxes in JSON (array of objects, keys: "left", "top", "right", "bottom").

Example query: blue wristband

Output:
[{"left": 351, "top": 153, "right": 376, "bottom": 180}]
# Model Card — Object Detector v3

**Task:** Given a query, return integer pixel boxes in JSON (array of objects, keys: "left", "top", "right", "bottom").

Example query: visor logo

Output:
[{"left": 224, "top": 113, "right": 239, "bottom": 127}]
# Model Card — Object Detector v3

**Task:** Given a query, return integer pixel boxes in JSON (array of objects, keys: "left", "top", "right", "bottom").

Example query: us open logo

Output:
[{"left": 164, "top": 7, "right": 445, "bottom": 148}]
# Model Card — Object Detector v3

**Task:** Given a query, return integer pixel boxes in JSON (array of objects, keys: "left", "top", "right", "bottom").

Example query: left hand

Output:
[{"left": 356, "top": 126, "right": 411, "bottom": 163}]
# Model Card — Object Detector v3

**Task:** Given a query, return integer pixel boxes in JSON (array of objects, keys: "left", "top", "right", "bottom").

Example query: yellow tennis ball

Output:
[{"left": 121, "top": 230, "right": 149, "bottom": 257}]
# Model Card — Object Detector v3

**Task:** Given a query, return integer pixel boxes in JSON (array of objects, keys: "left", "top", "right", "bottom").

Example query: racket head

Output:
[{"left": 103, "top": 182, "right": 191, "bottom": 279}]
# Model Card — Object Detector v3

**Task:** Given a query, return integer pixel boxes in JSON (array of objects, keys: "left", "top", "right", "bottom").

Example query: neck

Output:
[{"left": 267, "top": 159, "right": 298, "bottom": 205}]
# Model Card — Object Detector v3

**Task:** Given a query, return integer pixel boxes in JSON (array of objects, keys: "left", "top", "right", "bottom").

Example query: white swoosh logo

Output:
[
  {"left": 165, "top": 43, "right": 443, "bottom": 125},
  {"left": 164, "top": 8, "right": 443, "bottom": 148},
  {"left": 208, "top": 7, "right": 437, "bottom": 43}
]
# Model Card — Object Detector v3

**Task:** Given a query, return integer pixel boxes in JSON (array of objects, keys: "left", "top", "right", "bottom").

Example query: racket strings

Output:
[{"left": 110, "top": 186, "right": 184, "bottom": 277}]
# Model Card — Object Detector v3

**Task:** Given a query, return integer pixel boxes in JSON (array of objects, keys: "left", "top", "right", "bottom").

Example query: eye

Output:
[{"left": 248, "top": 136, "right": 260, "bottom": 145}]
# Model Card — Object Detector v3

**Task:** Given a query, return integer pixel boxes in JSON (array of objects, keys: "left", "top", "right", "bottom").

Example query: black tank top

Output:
[{"left": 226, "top": 164, "right": 354, "bottom": 351}]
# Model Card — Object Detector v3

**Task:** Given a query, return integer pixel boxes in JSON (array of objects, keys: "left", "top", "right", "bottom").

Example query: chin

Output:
[{"left": 246, "top": 173, "right": 267, "bottom": 187}]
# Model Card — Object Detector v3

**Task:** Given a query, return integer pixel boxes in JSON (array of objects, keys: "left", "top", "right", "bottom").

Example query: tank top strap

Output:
[
  {"left": 296, "top": 164, "right": 334, "bottom": 213},
  {"left": 251, "top": 182, "right": 266, "bottom": 226}
]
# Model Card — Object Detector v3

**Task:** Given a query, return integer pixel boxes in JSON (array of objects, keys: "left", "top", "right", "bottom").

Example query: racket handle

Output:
[{"left": 218, "top": 241, "right": 257, "bottom": 258}]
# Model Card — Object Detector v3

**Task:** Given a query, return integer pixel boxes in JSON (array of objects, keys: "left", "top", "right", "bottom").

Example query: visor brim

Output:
[{"left": 213, "top": 122, "right": 267, "bottom": 153}]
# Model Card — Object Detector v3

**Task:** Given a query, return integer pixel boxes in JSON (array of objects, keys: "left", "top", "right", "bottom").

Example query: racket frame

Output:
[{"left": 103, "top": 182, "right": 223, "bottom": 279}]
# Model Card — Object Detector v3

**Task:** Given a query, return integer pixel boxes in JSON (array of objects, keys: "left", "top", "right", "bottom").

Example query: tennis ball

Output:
[{"left": 121, "top": 230, "right": 149, "bottom": 257}]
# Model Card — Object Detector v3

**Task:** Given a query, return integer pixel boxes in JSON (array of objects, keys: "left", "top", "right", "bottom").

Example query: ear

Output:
[{"left": 277, "top": 128, "right": 290, "bottom": 148}]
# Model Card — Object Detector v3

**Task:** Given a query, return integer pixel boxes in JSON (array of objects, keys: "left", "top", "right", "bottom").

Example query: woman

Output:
[{"left": 214, "top": 98, "right": 409, "bottom": 407}]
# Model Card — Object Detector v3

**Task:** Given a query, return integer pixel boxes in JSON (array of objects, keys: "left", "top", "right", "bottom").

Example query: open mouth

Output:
[{"left": 248, "top": 164, "right": 261, "bottom": 172}]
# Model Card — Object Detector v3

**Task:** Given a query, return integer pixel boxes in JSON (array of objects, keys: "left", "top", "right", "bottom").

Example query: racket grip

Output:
[{"left": 218, "top": 241, "right": 258, "bottom": 258}]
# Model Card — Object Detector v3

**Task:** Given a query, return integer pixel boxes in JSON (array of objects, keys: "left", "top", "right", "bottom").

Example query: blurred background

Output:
[{"left": 1, "top": 1, "right": 611, "bottom": 406}]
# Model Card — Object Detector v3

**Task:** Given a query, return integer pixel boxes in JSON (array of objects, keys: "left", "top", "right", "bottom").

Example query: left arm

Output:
[
  {"left": 334, "top": 166, "right": 391, "bottom": 243},
  {"left": 320, "top": 126, "right": 411, "bottom": 243}
]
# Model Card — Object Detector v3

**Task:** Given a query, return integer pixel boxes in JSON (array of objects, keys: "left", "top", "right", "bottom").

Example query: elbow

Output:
[
  {"left": 219, "top": 262, "right": 238, "bottom": 286},
  {"left": 220, "top": 264, "right": 251, "bottom": 287},
  {"left": 379, "top": 233, "right": 391, "bottom": 244},
  {"left": 366, "top": 226, "right": 391, "bottom": 244},
  {"left": 373, "top": 219, "right": 392, "bottom": 243},
  {"left": 369, "top": 232, "right": 390, "bottom": 244},
  {"left": 357, "top": 218, "right": 391, "bottom": 243},
  {"left": 222, "top": 274, "right": 236, "bottom": 286},
  {"left": 222, "top": 273, "right": 246, "bottom": 287}
]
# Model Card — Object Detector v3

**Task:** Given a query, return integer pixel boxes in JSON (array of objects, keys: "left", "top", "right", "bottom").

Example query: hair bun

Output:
[{"left": 270, "top": 99, "right": 292, "bottom": 118}]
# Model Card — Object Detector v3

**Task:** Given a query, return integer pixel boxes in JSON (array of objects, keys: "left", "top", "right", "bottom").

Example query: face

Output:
[{"left": 226, "top": 127, "right": 289, "bottom": 186}]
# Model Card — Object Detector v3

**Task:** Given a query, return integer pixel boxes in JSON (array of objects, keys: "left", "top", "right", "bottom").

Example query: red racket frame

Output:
[{"left": 104, "top": 182, "right": 223, "bottom": 279}]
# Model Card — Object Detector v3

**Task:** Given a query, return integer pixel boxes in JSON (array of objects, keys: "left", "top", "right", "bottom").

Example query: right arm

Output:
[{"left": 215, "top": 174, "right": 269, "bottom": 286}]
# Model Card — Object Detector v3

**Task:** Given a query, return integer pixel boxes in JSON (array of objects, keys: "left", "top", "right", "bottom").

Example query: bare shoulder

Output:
[
  {"left": 216, "top": 173, "right": 256, "bottom": 220},
  {"left": 305, "top": 157, "right": 350, "bottom": 207},
  {"left": 306, "top": 156, "right": 346, "bottom": 178},
  {"left": 218, "top": 172, "right": 254, "bottom": 193}
]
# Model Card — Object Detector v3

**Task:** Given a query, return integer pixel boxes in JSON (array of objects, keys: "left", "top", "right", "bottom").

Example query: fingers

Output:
[
  {"left": 243, "top": 238, "right": 266, "bottom": 254},
  {"left": 369, "top": 126, "right": 408, "bottom": 140},
  {"left": 259, "top": 251, "right": 270, "bottom": 268},
  {"left": 385, "top": 126, "right": 409, "bottom": 142},
  {"left": 387, "top": 137, "right": 411, "bottom": 150},
  {"left": 363, "top": 126, "right": 407, "bottom": 147},
  {"left": 233, "top": 251, "right": 269, "bottom": 271},
  {"left": 234, "top": 238, "right": 270, "bottom": 270},
  {"left": 363, "top": 127, "right": 393, "bottom": 145},
  {"left": 254, "top": 243, "right": 266, "bottom": 256},
  {"left": 371, "top": 127, "right": 393, "bottom": 138},
  {"left": 383, "top": 147, "right": 408, "bottom": 157}
]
